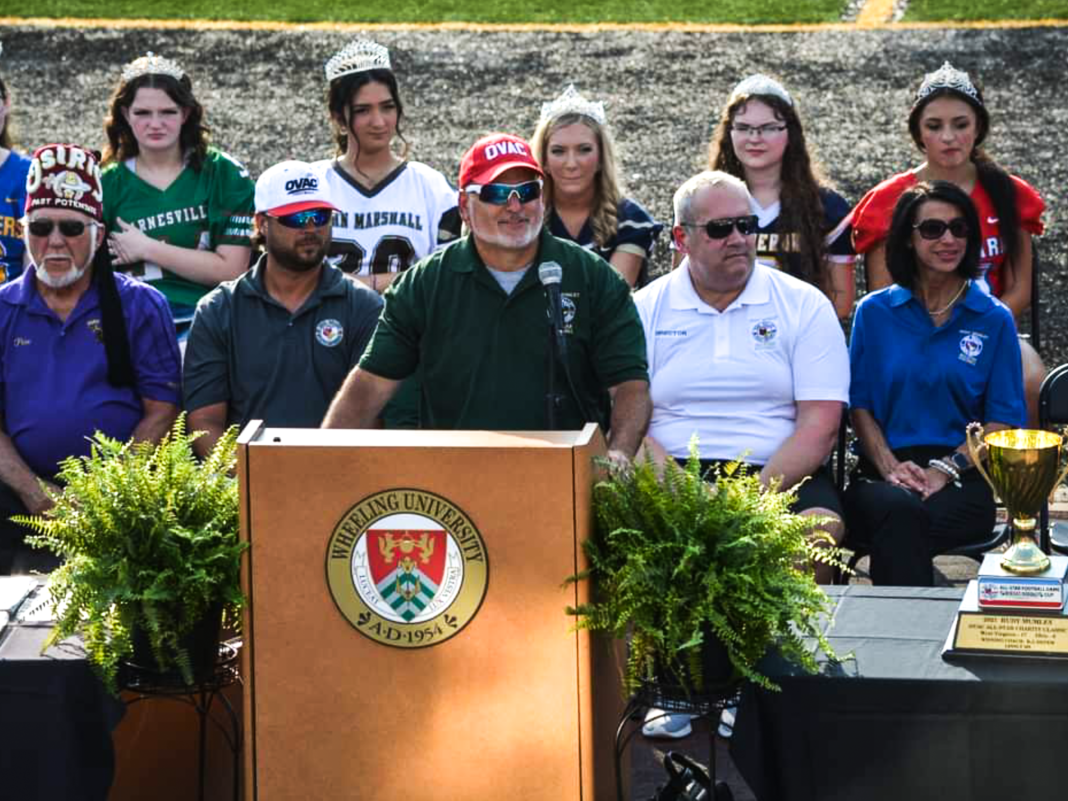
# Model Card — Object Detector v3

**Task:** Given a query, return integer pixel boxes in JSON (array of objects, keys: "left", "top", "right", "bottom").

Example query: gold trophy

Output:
[{"left": 966, "top": 424, "right": 1068, "bottom": 575}]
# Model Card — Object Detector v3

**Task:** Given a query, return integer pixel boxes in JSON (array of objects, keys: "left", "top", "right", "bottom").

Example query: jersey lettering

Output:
[{"left": 328, "top": 235, "right": 416, "bottom": 275}]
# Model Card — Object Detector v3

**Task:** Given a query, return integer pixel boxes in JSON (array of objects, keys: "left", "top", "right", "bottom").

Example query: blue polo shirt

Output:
[
  {"left": 0, "top": 269, "right": 181, "bottom": 479},
  {"left": 849, "top": 281, "right": 1025, "bottom": 451}
]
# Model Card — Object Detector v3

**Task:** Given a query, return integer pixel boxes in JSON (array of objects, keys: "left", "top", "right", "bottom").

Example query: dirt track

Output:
[{"left": 3, "top": 23, "right": 1066, "bottom": 362}]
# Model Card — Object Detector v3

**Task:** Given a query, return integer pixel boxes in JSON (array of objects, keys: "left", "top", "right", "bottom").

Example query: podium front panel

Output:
[{"left": 239, "top": 427, "right": 618, "bottom": 800}]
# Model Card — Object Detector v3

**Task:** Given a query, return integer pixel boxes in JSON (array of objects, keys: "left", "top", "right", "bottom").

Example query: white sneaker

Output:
[
  {"left": 642, "top": 708, "right": 693, "bottom": 739},
  {"left": 717, "top": 705, "right": 736, "bottom": 739}
]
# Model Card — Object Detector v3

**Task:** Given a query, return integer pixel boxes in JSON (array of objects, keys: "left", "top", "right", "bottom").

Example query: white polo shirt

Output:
[{"left": 634, "top": 260, "right": 849, "bottom": 464}]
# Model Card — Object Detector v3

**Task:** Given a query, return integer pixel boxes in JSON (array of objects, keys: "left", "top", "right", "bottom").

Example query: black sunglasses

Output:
[
  {"left": 682, "top": 215, "right": 759, "bottom": 240},
  {"left": 914, "top": 218, "right": 968, "bottom": 240},
  {"left": 28, "top": 218, "right": 94, "bottom": 237},
  {"left": 270, "top": 208, "right": 333, "bottom": 229}
]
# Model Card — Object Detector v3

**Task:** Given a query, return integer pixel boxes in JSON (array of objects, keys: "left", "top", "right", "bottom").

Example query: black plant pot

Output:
[
  {"left": 128, "top": 605, "right": 224, "bottom": 687},
  {"left": 644, "top": 625, "right": 736, "bottom": 709}
]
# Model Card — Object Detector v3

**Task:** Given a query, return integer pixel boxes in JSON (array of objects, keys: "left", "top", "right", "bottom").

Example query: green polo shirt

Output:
[
  {"left": 184, "top": 255, "right": 383, "bottom": 427},
  {"left": 360, "top": 229, "right": 648, "bottom": 430}
]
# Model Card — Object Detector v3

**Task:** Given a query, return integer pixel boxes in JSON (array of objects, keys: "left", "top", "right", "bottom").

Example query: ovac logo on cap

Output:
[{"left": 284, "top": 175, "right": 319, "bottom": 195}]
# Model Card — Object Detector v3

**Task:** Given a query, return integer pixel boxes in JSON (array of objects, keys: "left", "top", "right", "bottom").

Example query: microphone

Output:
[{"left": 538, "top": 261, "right": 566, "bottom": 358}]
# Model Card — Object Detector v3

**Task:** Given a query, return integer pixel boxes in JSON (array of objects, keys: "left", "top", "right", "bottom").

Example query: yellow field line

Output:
[
  {"left": 856, "top": 0, "right": 896, "bottom": 27},
  {"left": 2, "top": 16, "right": 1068, "bottom": 33}
]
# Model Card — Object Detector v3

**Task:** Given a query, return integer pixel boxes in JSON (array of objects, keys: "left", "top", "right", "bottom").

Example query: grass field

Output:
[{"left": 3, "top": 0, "right": 1067, "bottom": 24}]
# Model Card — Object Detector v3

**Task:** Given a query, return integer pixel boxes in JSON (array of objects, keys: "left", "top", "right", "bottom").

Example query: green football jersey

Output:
[{"left": 102, "top": 147, "right": 255, "bottom": 312}]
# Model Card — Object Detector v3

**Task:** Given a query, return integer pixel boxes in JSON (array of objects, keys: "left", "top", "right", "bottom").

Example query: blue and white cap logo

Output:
[
  {"left": 255, "top": 160, "right": 337, "bottom": 216},
  {"left": 316, "top": 318, "right": 344, "bottom": 347}
]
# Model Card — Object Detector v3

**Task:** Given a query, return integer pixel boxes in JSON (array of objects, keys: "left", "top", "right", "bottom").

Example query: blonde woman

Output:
[{"left": 532, "top": 85, "right": 661, "bottom": 287}]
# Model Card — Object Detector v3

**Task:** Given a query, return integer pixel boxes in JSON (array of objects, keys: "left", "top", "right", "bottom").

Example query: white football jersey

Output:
[{"left": 312, "top": 159, "right": 461, "bottom": 276}]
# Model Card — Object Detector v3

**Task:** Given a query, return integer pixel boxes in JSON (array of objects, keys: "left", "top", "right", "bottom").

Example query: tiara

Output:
[
  {"left": 325, "top": 39, "right": 392, "bottom": 83},
  {"left": 539, "top": 85, "right": 606, "bottom": 126},
  {"left": 728, "top": 74, "right": 793, "bottom": 107},
  {"left": 121, "top": 52, "right": 185, "bottom": 84},
  {"left": 916, "top": 61, "right": 981, "bottom": 104}
]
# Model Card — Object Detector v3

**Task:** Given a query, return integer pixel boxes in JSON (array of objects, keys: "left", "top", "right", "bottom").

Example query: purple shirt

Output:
[{"left": 0, "top": 269, "right": 181, "bottom": 479}]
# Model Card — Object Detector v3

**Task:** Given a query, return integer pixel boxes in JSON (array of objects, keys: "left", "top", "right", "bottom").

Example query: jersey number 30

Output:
[{"left": 329, "top": 235, "right": 416, "bottom": 275}]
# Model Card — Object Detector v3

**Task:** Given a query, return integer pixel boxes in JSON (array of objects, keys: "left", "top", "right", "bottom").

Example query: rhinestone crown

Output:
[
  {"left": 916, "top": 61, "right": 981, "bottom": 104},
  {"left": 325, "top": 39, "right": 392, "bottom": 83},
  {"left": 539, "top": 84, "right": 606, "bottom": 126},
  {"left": 121, "top": 52, "right": 185, "bottom": 84},
  {"left": 729, "top": 74, "right": 793, "bottom": 107}
]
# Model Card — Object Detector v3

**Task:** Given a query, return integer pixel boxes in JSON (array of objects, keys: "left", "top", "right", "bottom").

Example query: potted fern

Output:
[
  {"left": 16, "top": 416, "right": 245, "bottom": 693},
  {"left": 567, "top": 443, "right": 845, "bottom": 697}
]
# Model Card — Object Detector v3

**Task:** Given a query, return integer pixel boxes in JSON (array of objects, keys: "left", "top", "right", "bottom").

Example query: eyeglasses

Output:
[
  {"left": 681, "top": 215, "right": 759, "bottom": 239},
  {"left": 730, "top": 123, "right": 788, "bottom": 138},
  {"left": 27, "top": 218, "right": 96, "bottom": 238},
  {"left": 914, "top": 218, "right": 968, "bottom": 240},
  {"left": 270, "top": 208, "right": 333, "bottom": 229},
  {"left": 464, "top": 180, "right": 543, "bottom": 206}
]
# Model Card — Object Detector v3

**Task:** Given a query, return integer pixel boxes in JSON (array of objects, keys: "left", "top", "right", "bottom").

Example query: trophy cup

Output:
[
  {"left": 966, "top": 424, "right": 1068, "bottom": 574},
  {"left": 944, "top": 425, "right": 1068, "bottom": 660}
]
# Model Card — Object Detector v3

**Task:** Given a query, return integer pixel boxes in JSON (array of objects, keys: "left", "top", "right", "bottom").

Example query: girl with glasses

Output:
[
  {"left": 0, "top": 60, "right": 31, "bottom": 284},
  {"left": 707, "top": 74, "right": 855, "bottom": 320},
  {"left": 844, "top": 181, "right": 1026, "bottom": 586},
  {"left": 314, "top": 39, "right": 460, "bottom": 297},
  {"left": 100, "top": 53, "right": 255, "bottom": 335},
  {"left": 852, "top": 62, "right": 1045, "bottom": 420},
  {"left": 531, "top": 85, "right": 662, "bottom": 288}
]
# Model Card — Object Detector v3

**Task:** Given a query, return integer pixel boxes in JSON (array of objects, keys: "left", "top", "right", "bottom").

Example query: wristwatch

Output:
[{"left": 949, "top": 451, "right": 972, "bottom": 473}]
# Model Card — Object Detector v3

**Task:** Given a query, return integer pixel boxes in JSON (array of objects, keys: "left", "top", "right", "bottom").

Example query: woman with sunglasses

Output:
[
  {"left": 852, "top": 62, "right": 1045, "bottom": 419},
  {"left": 0, "top": 64, "right": 31, "bottom": 284},
  {"left": 843, "top": 181, "right": 1026, "bottom": 586},
  {"left": 314, "top": 38, "right": 460, "bottom": 295},
  {"left": 707, "top": 74, "right": 855, "bottom": 320},
  {"left": 531, "top": 85, "right": 662, "bottom": 288},
  {"left": 100, "top": 53, "right": 255, "bottom": 333}
]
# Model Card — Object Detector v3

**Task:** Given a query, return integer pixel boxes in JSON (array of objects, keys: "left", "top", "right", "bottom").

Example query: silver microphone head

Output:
[{"left": 538, "top": 261, "right": 563, "bottom": 286}]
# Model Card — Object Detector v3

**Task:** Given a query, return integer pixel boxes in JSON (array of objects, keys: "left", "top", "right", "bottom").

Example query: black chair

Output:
[{"left": 1038, "top": 363, "right": 1068, "bottom": 555}]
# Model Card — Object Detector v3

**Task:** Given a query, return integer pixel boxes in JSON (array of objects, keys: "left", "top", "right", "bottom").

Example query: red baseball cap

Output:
[{"left": 458, "top": 133, "right": 543, "bottom": 189}]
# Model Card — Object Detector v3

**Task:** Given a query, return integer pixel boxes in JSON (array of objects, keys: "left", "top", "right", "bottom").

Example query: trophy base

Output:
[
  {"left": 1000, "top": 538, "right": 1051, "bottom": 575},
  {"left": 944, "top": 579, "right": 1068, "bottom": 661}
]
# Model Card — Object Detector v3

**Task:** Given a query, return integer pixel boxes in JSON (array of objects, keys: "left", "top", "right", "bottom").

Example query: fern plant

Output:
[
  {"left": 567, "top": 441, "right": 846, "bottom": 696},
  {"left": 15, "top": 415, "right": 246, "bottom": 693}
]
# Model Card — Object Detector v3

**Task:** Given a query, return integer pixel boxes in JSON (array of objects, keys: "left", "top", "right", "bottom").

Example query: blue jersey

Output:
[
  {"left": 849, "top": 282, "right": 1025, "bottom": 451},
  {"left": 547, "top": 197, "right": 663, "bottom": 286},
  {"left": 751, "top": 187, "right": 854, "bottom": 280},
  {"left": 0, "top": 151, "right": 30, "bottom": 283}
]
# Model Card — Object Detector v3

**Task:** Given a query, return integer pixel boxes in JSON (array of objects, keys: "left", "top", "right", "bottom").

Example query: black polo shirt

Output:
[{"left": 184, "top": 255, "right": 382, "bottom": 427}]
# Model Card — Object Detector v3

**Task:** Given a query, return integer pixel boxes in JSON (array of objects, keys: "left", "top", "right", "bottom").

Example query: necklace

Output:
[{"left": 928, "top": 279, "right": 969, "bottom": 317}]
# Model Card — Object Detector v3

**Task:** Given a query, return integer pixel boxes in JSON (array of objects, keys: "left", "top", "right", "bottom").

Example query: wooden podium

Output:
[{"left": 238, "top": 423, "right": 625, "bottom": 800}]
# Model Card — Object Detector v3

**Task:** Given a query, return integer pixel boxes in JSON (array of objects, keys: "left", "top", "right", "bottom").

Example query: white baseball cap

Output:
[{"left": 255, "top": 161, "right": 338, "bottom": 216}]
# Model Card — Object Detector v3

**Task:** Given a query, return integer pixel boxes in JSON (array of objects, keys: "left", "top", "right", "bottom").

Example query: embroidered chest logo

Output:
[
  {"left": 547, "top": 293, "right": 578, "bottom": 334},
  {"left": 13, "top": 336, "right": 31, "bottom": 347},
  {"left": 316, "top": 318, "right": 344, "bottom": 347},
  {"left": 958, "top": 331, "right": 985, "bottom": 365},
  {"left": 751, "top": 319, "right": 779, "bottom": 350},
  {"left": 86, "top": 318, "right": 103, "bottom": 344}
]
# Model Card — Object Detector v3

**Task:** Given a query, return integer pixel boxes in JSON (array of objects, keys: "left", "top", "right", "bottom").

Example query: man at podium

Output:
[{"left": 323, "top": 132, "right": 650, "bottom": 461}]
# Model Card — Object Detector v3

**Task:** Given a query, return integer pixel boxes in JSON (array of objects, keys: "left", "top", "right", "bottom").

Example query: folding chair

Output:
[{"left": 1038, "top": 363, "right": 1068, "bottom": 555}]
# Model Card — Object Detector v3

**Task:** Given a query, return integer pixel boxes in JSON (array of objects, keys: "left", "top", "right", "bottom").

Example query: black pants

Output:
[
  {"left": 842, "top": 445, "right": 995, "bottom": 587},
  {"left": 0, "top": 482, "right": 60, "bottom": 575}
]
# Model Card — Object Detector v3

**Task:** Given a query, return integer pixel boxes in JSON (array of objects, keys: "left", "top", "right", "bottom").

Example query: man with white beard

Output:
[
  {"left": 0, "top": 143, "right": 180, "bottom": 574},
  {"left": 323, "top": 132, "right": 650, "bottom": 463}
]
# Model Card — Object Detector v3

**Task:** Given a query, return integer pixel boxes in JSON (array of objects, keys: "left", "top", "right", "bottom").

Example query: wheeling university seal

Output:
[{"left": 326, "top": 489, "right": 489, "bottom": 648}]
